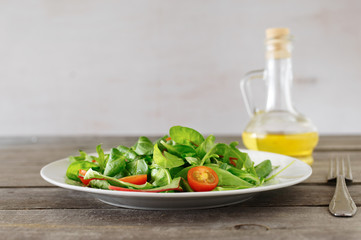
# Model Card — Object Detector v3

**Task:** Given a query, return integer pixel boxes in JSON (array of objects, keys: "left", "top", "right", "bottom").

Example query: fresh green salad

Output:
[{"left": 65, "top": 126, "right": 288, "bottom": 192}]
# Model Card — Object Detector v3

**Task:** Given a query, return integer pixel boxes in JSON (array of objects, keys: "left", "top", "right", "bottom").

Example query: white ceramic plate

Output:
[{"left": 40, "top": 150, "right": 312, "bottom": 210}]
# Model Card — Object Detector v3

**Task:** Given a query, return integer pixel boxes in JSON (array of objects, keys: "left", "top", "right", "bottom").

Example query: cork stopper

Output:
[
  {"left": 265, "top": 28, "right": 292, "bottom": 59},
  {"left": 266, "top": 28, "right": 290, "bottom": 40}
]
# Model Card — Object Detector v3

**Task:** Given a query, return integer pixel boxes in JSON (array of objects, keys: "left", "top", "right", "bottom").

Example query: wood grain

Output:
[
  {"left": 0, "top": 207, "right": 360, "bottom": 240},
  {"left": 1, "top": 185, "right": 360, "bottom": 210}
]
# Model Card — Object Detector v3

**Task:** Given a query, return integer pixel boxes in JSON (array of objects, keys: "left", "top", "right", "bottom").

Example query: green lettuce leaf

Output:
[
  {"left": 205, "top": 165, "right": 254, "bottom": 188},
  {"left": 153, "top": 144, "right": 184, "bottom": 169},
  {"left": 132, "top": 136, "right": 154, "bottom": 155},
  {"left": 150, "top": 168, "right": 172, "bottom": 187},
  {"left": 104, "top": 148, "right": 126, "bottom": 177},
  {"left": 169, "top": 126, "right": 205, "bottom": 147},
  {"left": 126, "top": 159, "right": 149, "bottom": 176}
]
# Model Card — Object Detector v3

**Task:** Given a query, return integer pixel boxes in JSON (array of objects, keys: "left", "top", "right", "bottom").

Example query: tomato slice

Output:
[
  {"left": 187, "top": 166, "right": 219, "bottom": 192},
  {"left": 78, "top": 169, "right": 104, "bottom": 186},
  {"left": 119, "top": 174, "right": 148, "bottom": 185},
  {"left": 78, "top": 176, "right": 93, "bottom": 185}
]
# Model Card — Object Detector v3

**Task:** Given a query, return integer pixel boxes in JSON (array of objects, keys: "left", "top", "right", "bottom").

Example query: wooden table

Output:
[{"left": 2, "top": 136, "right": 361, "bottom": 239}]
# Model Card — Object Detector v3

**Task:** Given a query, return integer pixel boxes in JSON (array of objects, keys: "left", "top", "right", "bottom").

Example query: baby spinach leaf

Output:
[
  {"left": 212, "top": 143, "right": 232, "bottom": 163},
  {"left": 89, "top": 180, "right": 110, "bottom": 189},
  {"left": 227, "top": 166, "right": 260, "bottom": 185},
  {"left": 66, "top": 161, "right": 99, "bottom": 182},
  {"left": 200, "top": 143, "right": 222, "bottom": 165},
  {"left": 132, "top": 136, "right": 154, "bottom": 155},
  {"left": 140, "top": 155, "right": 153, "bottom": 165},
  {"left": 153, "top": 144, "right": 185, "bottom": 169},
  {"left": 196, "top": 135, "right": 215, "bottom": 159},
  {"left": 219, "top": 162, "right": 229, "bottom": 170},
  {"left": 161, "top": 141, "right": 196, "bottom": 158},
  {"left": 230, "top": 141, "right": 238, "bottom": 147},
  {"left": 205, "top": 165, "right": 254, "bottom": 188},
  {"left": 200, "top": 142, "right": 247, "bottom": 166},
  {"left": 242, "top": 153, "right": 257, "bottom": 176},
  {"left": 209, "top": 141, "right": 246, "bottom": 168},
  {"left": 174, "top": 166, "right": 194, "bottom": 179},
  {"left": 255, "top": 160, "right": 272, "bottom": 179},
  {"left": 169, "top": 126, "right": 205, "bottom": 147},
  {"left": 104, "top": 148, "right": 126, "bottom": 177},
  {"left": 113, "top": 169, "right": 130, "bottom": 179},
  {"left": 169, "top": 166, "right": 184, "bottom": 178},
  {"left": 126, "top": 159, "right": 149, "bottom": 176},
  {"left": 227, "top": 144, "right": 257, "bottom": 176},
  {"left": 185, "top": 156, "right": 201, "bottom": 166},
  {"left": 139, "top": 177, "right": 181, "bottom": 192},
  {"left": 150, "top": 168, "right": 172, "bottom": 187},
  {"left": 180, "top": 178, "right": 194, "bottom": 192},
  {"left": 94, "top": 144, "right": 108, "bottom": 173},
  {"left": 117, "top": 145, "right": 138, "bottom": 162}
]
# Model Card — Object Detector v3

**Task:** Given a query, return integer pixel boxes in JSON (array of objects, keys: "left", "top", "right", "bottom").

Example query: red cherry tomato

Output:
[
  {"left": 119, "top": 174, "right": 147, "bottom": 185},
  {"left": 187, "top": 166, "right": 219, "bottom": 192}
]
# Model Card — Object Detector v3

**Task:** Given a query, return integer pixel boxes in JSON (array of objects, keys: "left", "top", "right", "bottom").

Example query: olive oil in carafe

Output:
[{"left": 242, "top": 132, "right": 319, "bottom": 157}]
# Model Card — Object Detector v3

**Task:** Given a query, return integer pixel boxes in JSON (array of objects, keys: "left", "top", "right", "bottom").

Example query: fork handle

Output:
[{"left": 329, "top": 175, "right": 357, "bottom": 217}]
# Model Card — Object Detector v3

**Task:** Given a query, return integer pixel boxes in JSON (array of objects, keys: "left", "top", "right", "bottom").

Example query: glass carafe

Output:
[{"left": 240, "top": 28, "right": 318, "bottom": 165}]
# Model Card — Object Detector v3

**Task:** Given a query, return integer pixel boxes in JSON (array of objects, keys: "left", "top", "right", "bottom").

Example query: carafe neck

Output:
[{"left": 265, "top": 57, "right": 295, "bottom": 112}]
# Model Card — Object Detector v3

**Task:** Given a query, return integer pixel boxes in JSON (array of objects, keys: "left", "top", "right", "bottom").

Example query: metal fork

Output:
[{"left": 327, "top": 155, "right": 357, "bottom": 217}]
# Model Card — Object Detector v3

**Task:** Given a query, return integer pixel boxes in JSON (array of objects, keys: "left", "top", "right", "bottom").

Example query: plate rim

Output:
[{"left": 40, "top": 149, "right": 312, "bottom": 198}]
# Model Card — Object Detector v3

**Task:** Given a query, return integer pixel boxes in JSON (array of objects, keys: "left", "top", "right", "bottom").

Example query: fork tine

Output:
[
  {"left": 335, "top": 155, "right": 342, "bottom": 177},
  {"left": 344, "top": 155, "right": 353, "bottom": 181},
  {"left": 328, "top": 155, "right": 336, "bottom": 180},
  {"left": 341, "top": 156, "right": 345, "bottom": 176}
]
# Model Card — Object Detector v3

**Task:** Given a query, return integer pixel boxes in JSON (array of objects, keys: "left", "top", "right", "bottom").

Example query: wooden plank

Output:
[
  {"left": 315, "top": 135, "right": 361, "bottom": 151},
  {"left": 1, "top": 184, "right": 360, "bottom": 210},
  {"left": 0, "top": 207, "right": 360, "bottom": 240}
]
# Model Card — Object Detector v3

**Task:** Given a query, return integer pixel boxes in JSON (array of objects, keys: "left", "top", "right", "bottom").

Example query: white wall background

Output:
[{"left": 1, "top": 0, "right": 361, "bottom": 136}]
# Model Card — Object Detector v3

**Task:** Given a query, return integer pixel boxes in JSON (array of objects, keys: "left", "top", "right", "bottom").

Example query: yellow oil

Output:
[{"left": 242, "top": 132, "right": 319, "bottom": 165}]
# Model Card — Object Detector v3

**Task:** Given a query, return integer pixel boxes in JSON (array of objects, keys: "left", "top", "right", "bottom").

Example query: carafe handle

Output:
[{"left": 240, "top": 69, "right": 265, "bottom": 117}]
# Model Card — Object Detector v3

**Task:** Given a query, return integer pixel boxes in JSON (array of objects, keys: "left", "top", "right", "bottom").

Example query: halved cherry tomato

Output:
[
  {"left": 165, "top": 137, "right": 172, "bottom": 141},
  {"left": 119, "top": 174, "right": 147, "bottom": 185},
  {"left": 187, "top": 166, "right": 219, "bottom": 192}
]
